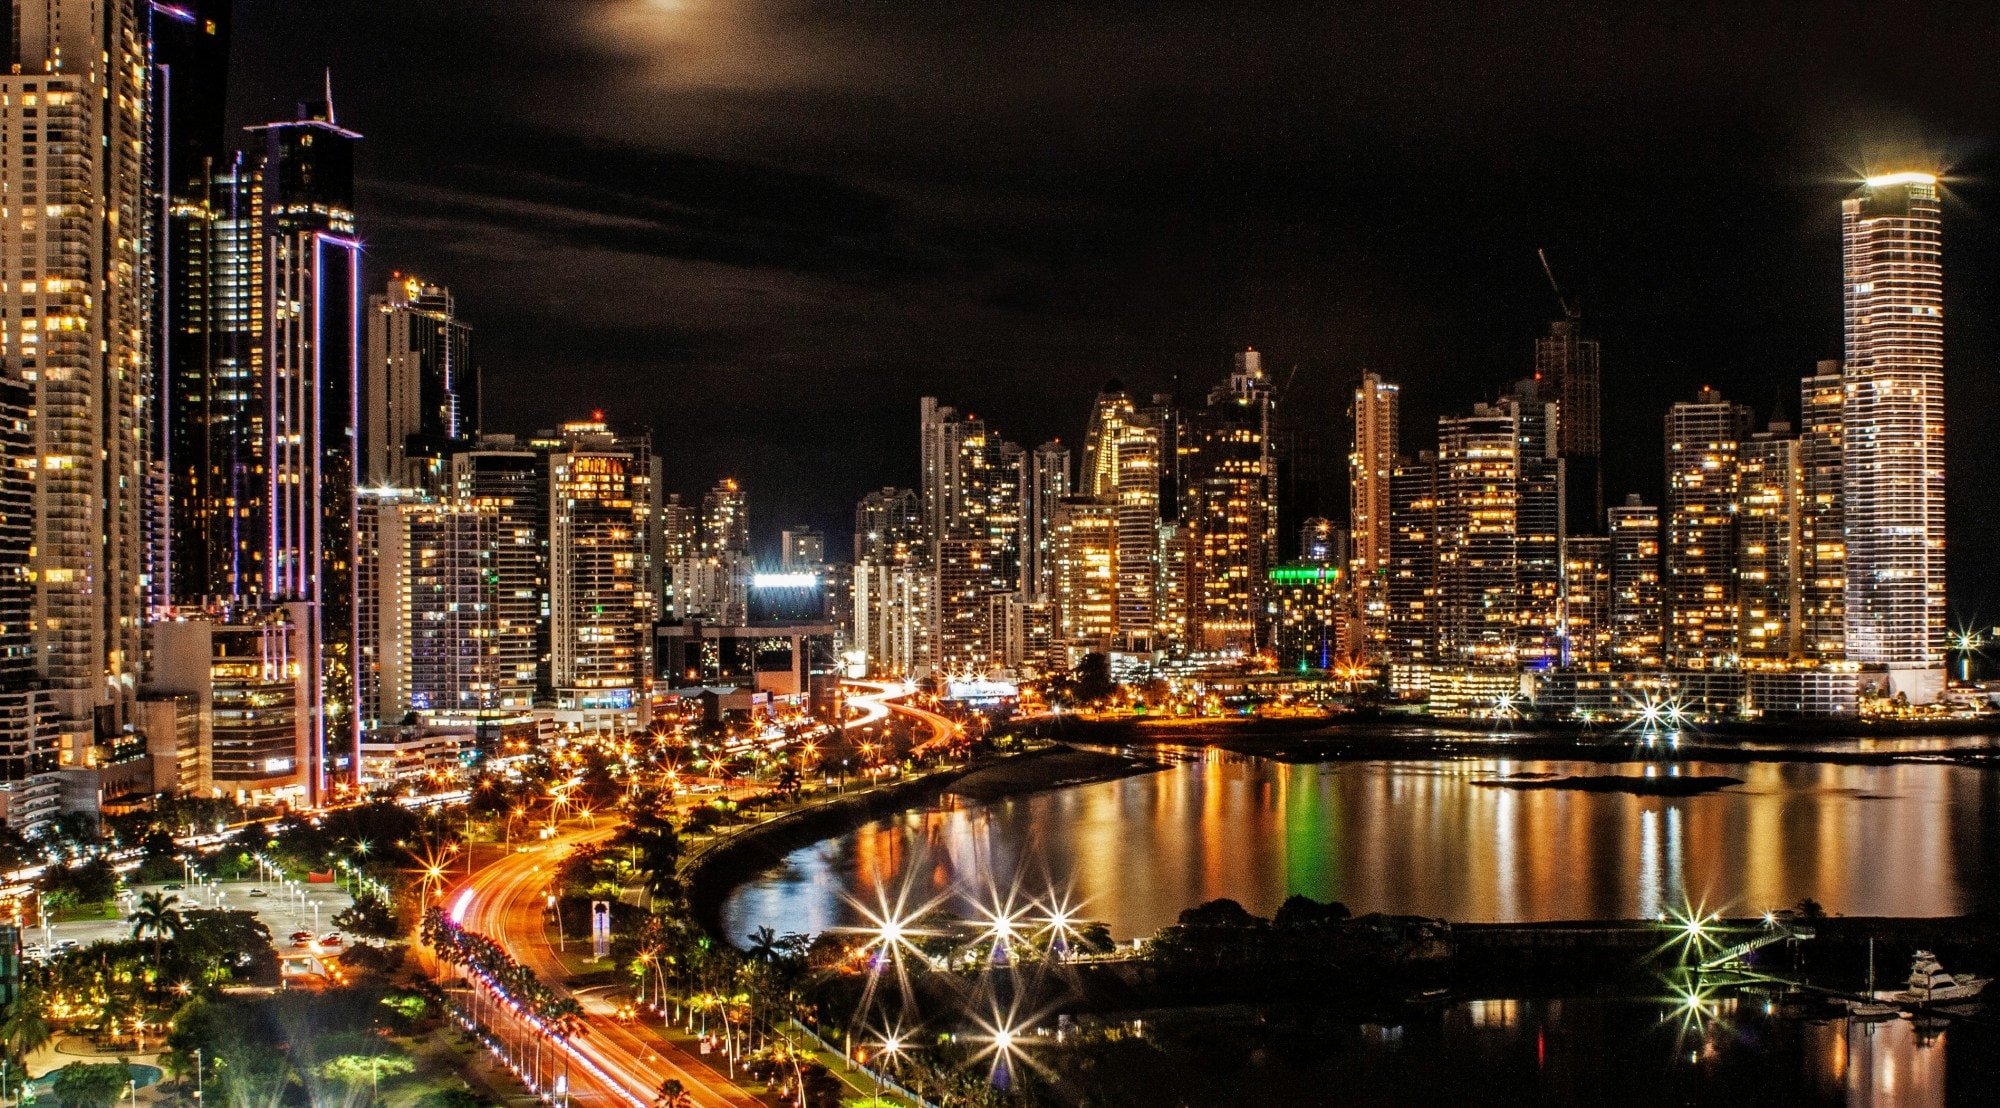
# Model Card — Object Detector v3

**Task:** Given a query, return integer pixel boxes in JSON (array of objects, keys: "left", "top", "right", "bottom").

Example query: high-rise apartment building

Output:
[
  {"left": 549, "top": 421, "right": 657, "bottom": 714},
  {"left": 1737, "top": 417, "right": 1802, "bottom": 660},
  {"left": 1025, "top": 442, "right": 1069, "bottom": 601},
  {"left": 0, "top": 373, "right": 57, "bottom": 824},
  {"left": 0, "top": 375, "right": 32, "bottom": 686},
  {"left": 914, "top": 400, "right": 1023, "bottom": 669},
  {"left": 366, "top": 275, "right": 475, "bottom": 492},
  {"left": 1350, "top": 372, "right": 1398, "bottom": 635},
  {"left": 1112, "top": 412, "right": 1163, "bottom": 651},
  {"left": 1435, "top": 405, "right": 1520, "bottom": 669},
  {"left": 2, "top": 0, "right": 154, "bottom": 779},
  {"left": 1798, "top": 363, "right": 1845, "bottom": 659},
  {"left": 1509, "top": 380, "right": 1565, "bottom": 668},
  {"left": 918, "top": 397, "right": 967, "bottom": 548},
  {"left": 1052, "top": 497, "right": 1118, "bottom": 658},
  {"left": 780, "top": 528, "right": 825, "bottom": 571},
  {"left": 450, "top": 441, "right": 549, "bottom": 699},
  {"left": 854, "top": 487, "right": 922, "bottom": 565},
  {"left": 1384, "top": 452, "right": 1439, "bottom": 694},
  {"left": 403, "top": 501, "right": 521, "bottom": 714},
  {"left": 1663, "top": 388, "right": 1751, "bottom": 668},
  {"left": 1181, "top": 350, "right": 1275, "bottom": 652},
  {"left": 1842, "top": 172, "right": 1946, "bottom": 700},
  {"left": 1608, "top": 496, "right": 1664, "bottom": 666},
  {"left": 1561, "top": 536, "right": 1614, "bottom": 667}
]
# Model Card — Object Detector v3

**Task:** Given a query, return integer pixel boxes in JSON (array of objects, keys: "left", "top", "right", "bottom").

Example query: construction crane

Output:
[{"left": 1538, "top": 247, "right": 1578, "bottom": 323}]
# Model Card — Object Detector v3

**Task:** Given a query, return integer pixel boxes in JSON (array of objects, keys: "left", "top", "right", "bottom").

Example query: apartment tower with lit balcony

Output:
[
  {"left": 1841, "top": 172, "right": 1946, "bottom": 701},
  {"left": 1, "top": 1, "right": 153, "bottom": 786}
]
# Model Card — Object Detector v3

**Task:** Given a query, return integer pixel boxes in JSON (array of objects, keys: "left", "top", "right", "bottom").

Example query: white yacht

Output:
[{"left": 1889, "top": 951, "right": 1990, "bottom": 1006}]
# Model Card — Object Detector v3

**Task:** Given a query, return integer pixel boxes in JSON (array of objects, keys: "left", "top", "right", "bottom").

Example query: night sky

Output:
[{"left": 230, "top": 2, "right": 2000, "bottom": 614}]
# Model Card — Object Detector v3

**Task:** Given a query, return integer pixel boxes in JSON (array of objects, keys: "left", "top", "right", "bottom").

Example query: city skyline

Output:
[{"left": 219, "top": 3, "right": 2000, "bottom": 616}]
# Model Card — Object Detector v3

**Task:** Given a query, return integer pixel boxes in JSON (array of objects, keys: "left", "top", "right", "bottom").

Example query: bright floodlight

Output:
[{"left": 1865, "top": 171, "right": 1937, "bottom": 188}]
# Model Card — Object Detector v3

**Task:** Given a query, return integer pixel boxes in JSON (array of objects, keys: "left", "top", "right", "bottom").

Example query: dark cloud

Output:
[{"left": 229, "top": 1, "right": 2000, "bottom": 608}]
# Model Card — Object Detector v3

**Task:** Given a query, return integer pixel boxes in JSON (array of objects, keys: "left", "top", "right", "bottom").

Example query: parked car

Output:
[
  {"left": 248, "top": 888, "right": 268, "bottom": 897},
  {"left": 23, "top": 943, "right": 45, "bottom": 959},
  {"left": 290, "top": 930, "right": 314, "bottom": 945},
  {"left": 55, "top": 939, "right": 78, "bottom": 952},
  {"left": 320, "top": 932, "right": 343, "bottom": 948},
  {"left": 163, "top": 883, "right": 184, "bottom": 891}
]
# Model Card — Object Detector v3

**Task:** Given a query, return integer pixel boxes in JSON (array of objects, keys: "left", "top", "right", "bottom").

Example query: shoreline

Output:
[
  {"left": 1023, "top": 715, "right": 2000, "bottom": 769},
  {"left": 682, "top": 744, "right": 1162, "bottom": 943}
]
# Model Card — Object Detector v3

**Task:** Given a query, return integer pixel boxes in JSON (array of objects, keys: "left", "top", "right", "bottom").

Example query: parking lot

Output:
[{"left": 25, "top": 877, "right": 356, "bottom": 959}]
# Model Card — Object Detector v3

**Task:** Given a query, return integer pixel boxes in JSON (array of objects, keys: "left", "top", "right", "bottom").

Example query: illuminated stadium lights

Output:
[{"left": 750, "top": 573, "right": 819, "bottom": 589}]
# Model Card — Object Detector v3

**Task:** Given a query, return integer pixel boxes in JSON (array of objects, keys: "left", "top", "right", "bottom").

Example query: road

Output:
[
  {"left": 450, "top": 827, "right": 763, "bottom": 1108},
  {"left": 838, "top": 679, "right": 900, "bottom": 730},
  {"left": 843, "top": 680, "right": 956, "bottom": 751}
]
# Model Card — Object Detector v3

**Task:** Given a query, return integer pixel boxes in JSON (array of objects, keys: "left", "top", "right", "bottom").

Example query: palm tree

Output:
[
  {"left": 654, "top": 1079, "right": 693, "bottom": 1108},
  {"left": 744, "top": 926, "right": 782, "bottom": 964},
  {"left": 128, "top": 891, "right": 185, "bottom": 962},
  {"left": 1, "top": 986, "right": 53, "bottom": 1069}
]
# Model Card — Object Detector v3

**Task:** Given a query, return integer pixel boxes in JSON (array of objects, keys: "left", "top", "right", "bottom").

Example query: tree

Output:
[
  {"left": 1073, "top": 652, "right": 1118, "bottom": 704},
  {"left": 333, "top": 893, "right": 398, "bottom": 938},
  {"left": 129, "top": 891, "right": 186, "bottom": 961},
  {"left": 654, "top": 1078, "right": 693, "bottom": 1108},
  {"left": 1178, "top": 898, "right": 1260, "bottom": 929},
  {"left": 1273, "top": 894, "right": 1350, "bottom": 930},
  {"left": 744, "top": 926, "right": 783, "bottom": 964},
  {"left": 1, "top": 986, "right": 52, "bottom": 1065},
  {"left": 319, "top": 1053, "right": 416, "bottom": 1087},
  {"left": 51, "top": 1063, "right": 129, "bottom": 1108}
]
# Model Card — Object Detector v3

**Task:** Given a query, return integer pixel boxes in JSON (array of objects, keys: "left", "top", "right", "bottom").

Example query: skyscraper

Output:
[
  {"left": 167, "top": 153, "right": 266, "bottom": 603},
  {"left": 449, "top": 442, "right": 549, "bottom": 699},
  {"left": 1608, "top": 496, "right": 1664, "bottom": 667},
  {"left": 1537, "top": 317, "right": 1602, "bottom": 535},
  {"left": 854, "top": 487, "right": 922, "bottom": 565},
  {"left": 1663, "top": 387, "right": 1752, "bottom": 668},
  {"left": 251, "top": 97, "right": 363, "bottom": 801},
  {"left": 1182, "top": 350, "right": 1275, "bottom": 652},
  {"left": 1435, "top": 405, "right": 1520, "bottom": 669},
  {"left": 1842, "top": 172, "right": 1946, "bottom": 700},
  {"left": 2, "top": 1, "right": 153, "bottom": 778},
  {"left": 1350, "top": 372, "right": 1398, "bottom": 641},
  {"left": 1025, "top": 442, "right": 1070, "bottom": 602},
  {"left": 549, "top": 422, "right": 657, "bottom": 714},
  {"left": 1509, "top": 379, "right": 1564, "bottom": 668},
  {"left": 1385, "top": 452, "right": 1439, "bottom": 695},
  {"left": 153, "top": 1, "right": 237, "bottom": 610},
  {"left": 366, "top": 275, "right": 475, "bottom": 492},
  {"left": 1798, "top": 362, "right": 1845, "bottom": 659},
  {"left": 780, "top": 528, "right": 826, "bottom": 571},
  {"left": 1562, "top": 536, "right": 1614, "bottom": 667},
  {"left": 1052, "top": 497, "right": 1118, "bottom": 657},
  {"left": 1737, "top": 416, "right": 1802, "bottom": 660}
]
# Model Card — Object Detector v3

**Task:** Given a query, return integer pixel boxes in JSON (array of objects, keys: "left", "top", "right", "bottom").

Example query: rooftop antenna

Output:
[
  {"left": 1537, "top": 247, "right": 1576, "bottom": 322},
  {"left": 324, "top": 68, "right": 337, "bottom": 125}
]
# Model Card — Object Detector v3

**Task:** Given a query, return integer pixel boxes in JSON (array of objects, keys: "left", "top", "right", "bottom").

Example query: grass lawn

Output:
[{"left": 51, "top": 902, "right": 120, "bottom": 923}]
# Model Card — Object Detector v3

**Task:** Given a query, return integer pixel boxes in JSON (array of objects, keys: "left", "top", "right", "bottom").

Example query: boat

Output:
[
  {"left": 1847, "top": 938, "right": 1900, "bottom": 1019},
  {"left": 1889, "top": 951, "right": 1991, "bottom": 1006}
]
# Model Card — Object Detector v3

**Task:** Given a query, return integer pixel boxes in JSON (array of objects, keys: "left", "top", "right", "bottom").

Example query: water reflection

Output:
[{"left": 722, "top": 750, "right": 1999, "bottom": 941}]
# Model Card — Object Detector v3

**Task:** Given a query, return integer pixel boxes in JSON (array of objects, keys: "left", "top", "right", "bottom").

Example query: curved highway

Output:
[
  {"left": 450, "top": 827, "right": 761, "bottom": 1108},
  {"left": 843, "top": 680, "right": 956, "bottom": 751}
]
